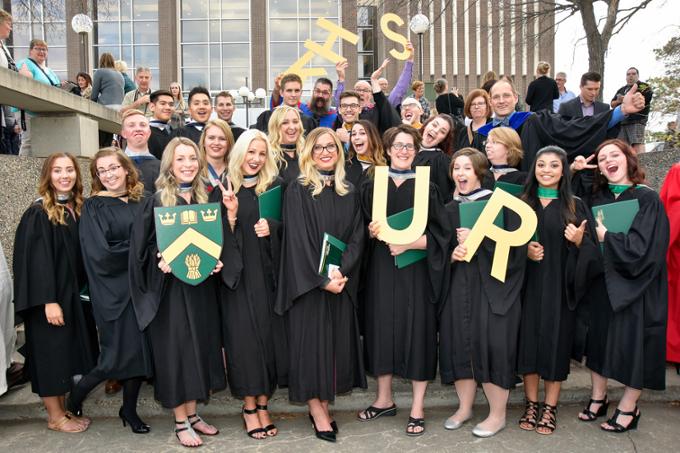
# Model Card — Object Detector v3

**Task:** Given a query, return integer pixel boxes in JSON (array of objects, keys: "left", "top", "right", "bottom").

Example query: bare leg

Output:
[
  {"left": 477, "top": 382, "right": 509, "bottom": 432},
  {"left": 174, "top": 403, "right": 202, "bottom": 447},
  {"left": 578, "top": 371, "right": 608, "bottom": 420},
  {"left": 601, "top": 386, "right": 641, "bottom": 430},
  {"left": 519, "top": 374, "right": 541, "bottom": 430},
  {"left": 309, "top": 398, "right": 332, "bottom": 432},
  {"left": 243, "top": 396, "right": 265, "bottom": 439},
  {"left": 358, "top": 374, "right": 394, "bottom": 420},
  {"left": 523, "top": 373, "right": 540, "bottom": 402},
  {"left": 536, "top": 380, "right": 562, "bottom": 434},
  {"left": 44, "top": 396, "right": 86, "bottom": 432},
  {"left": 256, "top": 395, "right": 277, "bottom": 436},
  {"left": 406, "top": 380, "right": 427, "bottom": 435},
  {"left": 186, "top": 400, "right": 218, "bottom": 435},
  {"left": 448, "top": 379, "right": 476, "bottom": 424}
]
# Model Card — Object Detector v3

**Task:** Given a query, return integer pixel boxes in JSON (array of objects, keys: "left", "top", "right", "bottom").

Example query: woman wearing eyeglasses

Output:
[
  {"left": 275, "top": 128, "right": 366, "bottom": 443},
  {"left": 68, "top": 148, "right": 152, "bottom": 433},
  {"left": 359, "top": 124, "right": 449, "bottom": 437},
  {"left": 456, "top": 89, "right": 492, "bottom": 153}
]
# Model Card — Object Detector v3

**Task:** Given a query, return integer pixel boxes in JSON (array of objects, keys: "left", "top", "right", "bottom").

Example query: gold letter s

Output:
[
  {"left": 380, "top": 13, "right": 410, "bottom": 61},
  {"left": 463, "top": 189, "right": 537, "bottom": 282},
  {"left": 371, "top": 166, "right": 430, "bottom": 245}
]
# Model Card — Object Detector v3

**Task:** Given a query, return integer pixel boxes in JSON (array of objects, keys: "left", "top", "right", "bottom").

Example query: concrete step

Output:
[{"left": 1, "top": 361, "right": 679, "bottom": 421}]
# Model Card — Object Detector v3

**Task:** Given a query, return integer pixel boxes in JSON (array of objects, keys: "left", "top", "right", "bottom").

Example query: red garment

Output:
[{"left": 661, "top": 163, "right": 680, "bottom": 363}]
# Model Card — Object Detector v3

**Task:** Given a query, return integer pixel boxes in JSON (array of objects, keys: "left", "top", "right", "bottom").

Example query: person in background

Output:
[
  {"left": 611, "top": 67, "right": 654, "bottom": 154},
  {"left": 115, "top": 60, "right": 136, "bottom": 93},
  {"left": 147, "top": 90, "right": 176, "bottom": 159},
  {"left": 91, "top": 52, "right": 125, "bottom": 147},
  {"left": 169, "top": 81, "right": 187, "bottom": 129},
  {"left": 378, "top": 77, "right": 389, "bottom": 95},
  {"left": 456, "top": 89, "right": 491, "bottom": 153},
  {"left": 16, "top": 39, "right": 63, "bottom": 156},
  {"left": 434, "top": 78, "right": 465, "bottom": 123},
  {"left": 120, "top": 67, "right": 153, "bottom": 117},
  {"left": 215, "top": 91, "right": 246, "bottom": 142},
  {"left": 0, "top": 8, "right": 20, "bottom": 156},
  {"left": 525, "top": 61, "right": 559, "bottom": 113},
  {"left": 255, "top": 73, "right": 317, "bottom": 133},
  {"left": 76, "top": 72, "right": 92, "bottom": 99},
  {"left": 174, "top": 86, "right": 213, "bottom": 144},
  {"left": 558, "top": 72, "right": 609, "bottom": 119},
  {"left": 411, "top": 80, "right": 431, "bottom": 123},
  {"left": 120, "top": 109, "right": 159, "bottom": 196},
  {"left": 553, "top": 72, "right": 576, "bottom": 113},
  {"left": 400, "top": 97, "right": 424, "bottom": 130},
  {"left": 481, "top": 70, "right": 498, "bottom": 93}
]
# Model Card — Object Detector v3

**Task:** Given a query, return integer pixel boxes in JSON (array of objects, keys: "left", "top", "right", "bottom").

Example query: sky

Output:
[{"left": 553, "top": 0, "right": 678, "bottom": 130}]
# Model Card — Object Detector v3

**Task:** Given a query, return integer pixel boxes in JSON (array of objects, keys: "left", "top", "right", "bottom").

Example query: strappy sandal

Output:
[
  {"left": 47, "top": 414, "right": 87, "bottom": 433},
  {"left": 519, "top": 399, "right": 539, "bottom": 431},
  {"left": 579, "top": 395, "right": 609, "bottom": 422},
  {"left": 357, "top": 403, "right": 397, "bottom": 421},
  {"left": 601, "top": 407, "right": 641, "bottom": 433},
  {"left": 405, "top": 416, "right": 425, "bottom": 437},
  {"left": 188, "top": 413, "right": 219, "bottom": 436},
  {"left": 256, "top": 404, "right": 278, "bottom": 437},
  {"left": 536, "top": 403, "right": 558, "bottom": 435},
  {"left": 242, "top": 407, "right": 266, "bottom": 440},
  {"left": 174, "top": 419, "right": 202, "bottom": 448}
]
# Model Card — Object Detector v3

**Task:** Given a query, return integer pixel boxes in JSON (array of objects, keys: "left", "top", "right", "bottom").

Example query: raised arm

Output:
[{"left": 387, "top": 42, "right": 415, "bottom": 107}]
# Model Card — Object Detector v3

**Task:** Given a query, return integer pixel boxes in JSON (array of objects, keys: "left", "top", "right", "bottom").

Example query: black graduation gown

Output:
[
  {"left": 274, "top": 180, "right": 367, "bottom": 403},
  {"left": 79, "top": 196, "right": 152, "bottom": 379},
  {"left": 218, "top": 179, "right": 288, "bottom": 397},
  {"left": 516, "top": 197, "right": 597, "bottom": 381},
  {"left": 345, "top": 157, "right": 368, "bottom": 188},
  {"left": 129, "top": 195, "right": 226, "bottom": 408},
  {"left": 132, "top": 157, "right": 160, "bottom": 197},
  {"left": 148, "top": 125, "right": 173, "bottom": 159},
  {"left": 413, "top": 148, "right": 454, "bottom": 203},
  {"left": 173, "top": 124, "right": 203, "bottom": 144},
  {"left": 13, "top": 202, "right": 98, "bottom": 396},
  {"left": 278, "top": 151, "right": 300, "bottom": 188},
  {"left": 439, "top": 195, "right": 527, "bottom": 389},
  {"left": 482, "top": 169, "right": 528, "bottom": 191},
  {"left": 228, "top": 122, "right": 246, "bottom": 142},
  {"left": 360, "top": 178, "right": 450, "bottom": 381},
  {"left": 455, "top": 123, "right": 486, "bottom": 153},
  {"left": 582, "top": 186, "right": 669, "bottom": 390}
]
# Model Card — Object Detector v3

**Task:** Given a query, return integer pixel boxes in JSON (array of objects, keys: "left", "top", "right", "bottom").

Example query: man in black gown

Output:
[
  {"left": 120, "top": 110, "right": 159, "bottom": 196},
  {"left": 173, "top": 86, "right": 213, "bottom": 144},
  {"left": 215, "top": 91, "right": 245, "bottom": 142},
  {"left": 148, "top": 90, "right": 176, "bottom": 159}
]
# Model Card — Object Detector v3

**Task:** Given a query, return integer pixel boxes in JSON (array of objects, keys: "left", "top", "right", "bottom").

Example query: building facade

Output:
[{"left": 3, "top": 0, "right": 554, "bottom": 99}]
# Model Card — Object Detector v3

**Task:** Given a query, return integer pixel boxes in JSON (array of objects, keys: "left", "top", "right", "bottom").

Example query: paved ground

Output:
[{"left": 1, "top": 403, "right": 679, "bottom": 452}]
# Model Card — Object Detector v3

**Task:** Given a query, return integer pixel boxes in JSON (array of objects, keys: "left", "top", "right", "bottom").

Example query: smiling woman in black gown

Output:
[
  {"left": 275, "top": 127, "right": 366, "bottom": 443},
  {"left": 68, "top": 148, "right": 153, "bottom": 434},
  {"left": 13, "top": 152, "right": 97, "bottom": 433}
]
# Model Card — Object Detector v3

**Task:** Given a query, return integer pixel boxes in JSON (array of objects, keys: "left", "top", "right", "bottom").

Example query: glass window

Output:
[
  {"left": 356, "top": 6, "right": 378, "bottom": 81},
  {"left": 268, "top": 0, "right": 341, "bottom": 95},
  {"left": 180, "top": 0, "right": 250, "bottom": 93}
]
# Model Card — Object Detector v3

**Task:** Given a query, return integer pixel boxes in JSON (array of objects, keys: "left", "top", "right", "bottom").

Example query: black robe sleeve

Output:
[
  {"left": 13, "top": 204, "right": 58, "bottom": 313},
  {"left": 128, "top": 196, "right": 166, "bottom": 330},
  {"left": 373, "top": 91, "right": 401, "bottom": 134},
  {"left": 602, "top": 189, "right": 670, "bottom": 312},
  {"left": 564, "top": 197, "right": 601, "bottom": 310}
]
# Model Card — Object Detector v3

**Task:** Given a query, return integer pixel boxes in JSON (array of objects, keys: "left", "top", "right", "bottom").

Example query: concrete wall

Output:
[{"left": 1, "top": 148, "right": 679, "bottom": 276}]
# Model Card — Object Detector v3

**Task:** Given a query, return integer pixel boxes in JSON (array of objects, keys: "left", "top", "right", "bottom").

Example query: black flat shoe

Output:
[
  {"left": 309, "top": 412, "right": 336, "bottom": 443},
  {"left": 119, "top": 407, "right": 151, "bottom": 434}
]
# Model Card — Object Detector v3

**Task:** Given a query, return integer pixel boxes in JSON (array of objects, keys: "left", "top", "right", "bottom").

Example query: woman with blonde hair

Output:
[
  {"left": 129, "top": 138, "right": 226, "bottom": 447},
  {"left": 525, "top": 61, "right": 559, "bottom": 113},
  {"left": 169, "top": 82, "right": 188, "bottom": 129},
  {"left": 115, "top": 60, "right": 136, "bottom": 93},
  {"left": 218, "top": 130, "right": 286, "bottom": 439},
  {"left": 483, "top": 126, "right": 527, "bottom": 187},
  {"left": 267, "top": 105, "right": 305, "bottom": 185},
  {"left": 68, "top": 148, "right": 152, "bottom": 433},
  {"left": 13, "top": 152, "right": 98, "bottom": 433},
  {"left": 198, "top": 118, "right": 235, "bottom": 195},
  {"left": 275, "top": 128, "right": 366, "bottom": 443}
]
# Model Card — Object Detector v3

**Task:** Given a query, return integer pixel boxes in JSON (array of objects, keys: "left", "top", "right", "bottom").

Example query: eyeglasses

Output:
[
  {"left": 313, "top": 89, "right": 331, "bottom": 96},
  {"left": 312, "top": 143, "right": 338, "bottom": 155},
  {"left": 470, "top": 102, "right": 486, "bottom": 108},
  {"left": 340, "top": 103, "right": 360, "bottom": 110},
  {"left": 97, "top": 165, "right": 122, "bottom": 177},
  {"left": 33, "top": 47, "right": 48, "bottom": 52},
  {"left": 391, "top": 142, "right": 415, "bottom": 151}
]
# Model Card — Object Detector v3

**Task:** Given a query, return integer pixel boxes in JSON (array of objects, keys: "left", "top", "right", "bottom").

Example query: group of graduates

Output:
[{"left": 11, "top": 68, "right": 674, "bottom": 448}]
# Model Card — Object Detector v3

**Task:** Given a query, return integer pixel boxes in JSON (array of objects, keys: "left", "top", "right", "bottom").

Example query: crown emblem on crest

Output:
[
  {"left": 201, "top": 208, "right": 218, "bottom": 222},
  {"left": 159, "top": 212, "right": 176, "bottom": 226},
  {"left": 180, "top": 210, "right": 198, "bottom": 225}
]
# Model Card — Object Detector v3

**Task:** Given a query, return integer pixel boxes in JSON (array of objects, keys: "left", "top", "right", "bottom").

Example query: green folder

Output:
[
  {"left": 458, "top": 200, "right": 504, "bottom": 229},
  {"left": 258, "top": 185, "right": 282, "bottom": 221},
  {"left": 386, "top": 208, "right": 427, "bottom": 269},
  {"left": 591, "top": 199, "right": 640, "bottom": 250},
  {"left": 318, "top": 233, "right": 347, "bottom": 277},
  {"left": 494, "top": 181, "right": 523, "bottom": 196}
]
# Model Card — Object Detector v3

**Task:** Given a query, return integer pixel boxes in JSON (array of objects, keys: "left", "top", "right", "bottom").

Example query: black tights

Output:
[{"left": 70, "top": 373, "right": 144, "bottom": 423}]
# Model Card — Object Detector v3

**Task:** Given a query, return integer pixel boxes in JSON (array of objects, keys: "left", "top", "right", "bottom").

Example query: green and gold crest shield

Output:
[{"left": 154, "top": 202, "right": 223, "bottom": 285}]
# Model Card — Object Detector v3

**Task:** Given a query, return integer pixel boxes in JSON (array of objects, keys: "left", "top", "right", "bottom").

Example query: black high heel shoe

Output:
[
  {"left": 308, "top": 412, "right": 338, "bottom": 434},
  {"left": 601, "top": 407, "right": 641, "bottom": 433},
  {"left": 579, "top": 395, "right": 609, "bottom": 422},
  {"left": 66, "top": 395, "right": 83, "bottom": 418},
  {"left": 308, "top": 412, "right": 336, "bottom": 442},
  {"left": 119, "top": 407, "right": 151, "bottom": 434}
]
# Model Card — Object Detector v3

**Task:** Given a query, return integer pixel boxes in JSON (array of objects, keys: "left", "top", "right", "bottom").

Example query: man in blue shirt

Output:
[{"left": 552, "top": 72, "right": 576, "bottom": 113}]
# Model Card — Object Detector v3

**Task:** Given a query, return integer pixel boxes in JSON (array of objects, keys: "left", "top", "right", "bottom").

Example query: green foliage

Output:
[{"left": 649, "top": 34, "right": 680, "bottom": 116}]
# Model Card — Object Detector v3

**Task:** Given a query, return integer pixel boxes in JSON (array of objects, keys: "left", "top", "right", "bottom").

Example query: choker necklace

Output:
[
  {"left": 56, "top": 192, "right": 72, "bottom": 203},
  {"left": 455, "top": 187, "right": 491, "bottom": 202},
  {"left": 388, "top": 168, "right": 416, "bottom": 180},
  {"left": 608, "top": 183, "right": 632, "bottom": 194},
  {"left": 319, "top": 169, "right": 335, "bottom": 182},
  {"left": 281, "top": 144, "right": 297, "bottom": 150},
  {"left": 178, "top": 182, "right": 193, "bottom": 193},
  {"left": 537, "top": 187, "right": 559, "bottom": 199},
  {"left": 490, "top": 164, "right": 517, "bottom": 174}
]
